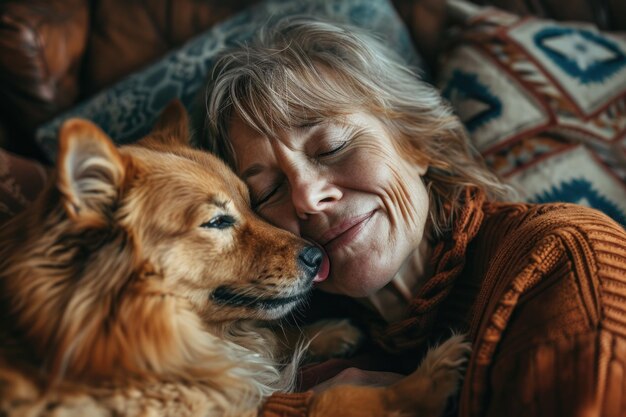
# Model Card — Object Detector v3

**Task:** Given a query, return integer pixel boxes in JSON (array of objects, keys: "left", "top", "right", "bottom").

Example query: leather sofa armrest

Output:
[
  {"left": 0, "top": 0, "right": 89, "bottom": 133},
  {"left": 0, "top": 149, "right": 48, "bottom": 225}
]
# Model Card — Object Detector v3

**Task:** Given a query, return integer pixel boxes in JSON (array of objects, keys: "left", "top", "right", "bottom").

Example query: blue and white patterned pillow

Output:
[
  {"left": 437, "top": 4, "right": 626, "bottom": 227},
  {"left": 35, "top": 0, "right": 420, "bottom": 160}
]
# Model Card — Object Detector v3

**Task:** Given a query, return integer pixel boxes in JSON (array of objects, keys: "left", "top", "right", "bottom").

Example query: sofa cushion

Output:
[
  {"left": 437, "top": 2, "right": 626, "bottom": 226},
  {"left": 35, "top": 0, "right": 422, "bottom": 160}
]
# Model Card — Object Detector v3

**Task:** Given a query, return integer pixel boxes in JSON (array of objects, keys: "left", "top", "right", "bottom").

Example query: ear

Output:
[
  {"left": 150, "top": 99, "right": 190, "bottom": 145},
  {"left": 57, "top": 119, "right": 125, "bottom": 226}
]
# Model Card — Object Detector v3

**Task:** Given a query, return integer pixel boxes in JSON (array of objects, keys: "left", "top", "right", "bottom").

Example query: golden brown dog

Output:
[{"left": 0, "top": 102, "right": 469, "bottom": 417}]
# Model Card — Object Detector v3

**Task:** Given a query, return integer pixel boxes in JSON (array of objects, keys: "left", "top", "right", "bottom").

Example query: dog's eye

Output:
[{"left": 200, "top": 215, "right": 236, "bottom": 230}]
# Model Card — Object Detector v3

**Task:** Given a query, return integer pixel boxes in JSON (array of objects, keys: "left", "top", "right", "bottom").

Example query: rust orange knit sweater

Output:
[{"left": 260, "top": 195, "right": 626, "bottom": 417}]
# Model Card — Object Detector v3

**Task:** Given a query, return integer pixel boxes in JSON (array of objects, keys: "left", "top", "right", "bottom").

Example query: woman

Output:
[{"left": 196, "top": 17, "right": 626, "bottom": 417}]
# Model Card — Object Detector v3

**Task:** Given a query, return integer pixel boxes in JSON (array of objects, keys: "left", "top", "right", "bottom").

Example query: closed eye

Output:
[
  {"left": 253, "top": 184, "right": 281, "bottom": 208},
  {"left": 200, "top": 214, "right": 236, "bottom": 229},
  {"left": 318, "top": 141, "right": 348, "bottom": 157}
]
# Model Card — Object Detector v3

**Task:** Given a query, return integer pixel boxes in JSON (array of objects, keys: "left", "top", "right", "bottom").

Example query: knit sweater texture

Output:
[{"left": 260, "top": 193, "right": 626, "bottom": 417}]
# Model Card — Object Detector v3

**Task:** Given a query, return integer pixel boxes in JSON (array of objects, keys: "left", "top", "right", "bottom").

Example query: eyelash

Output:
[
  {"left": 318, "top": 141, "right": 348, "bottom": 157},
  {"left": 253, "top": 181, "right": 282, "bottom": 208}
]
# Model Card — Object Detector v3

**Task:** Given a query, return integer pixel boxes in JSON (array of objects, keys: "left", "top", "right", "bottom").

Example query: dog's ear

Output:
[
  {"left": 57, "top": 119, "right": 126, "bottom": 226},
  {"left": 150, "top": 99, "right": 190, "bottom": 145}
]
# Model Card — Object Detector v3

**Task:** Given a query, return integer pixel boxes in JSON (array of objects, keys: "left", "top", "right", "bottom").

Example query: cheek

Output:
[
  {"left": 365, "top": 162, "right": 430, "bottom": 271},
  {"left": 393, "top": 173, "right": 430, "bottom": 240},
  {"left": 258, "top": 205, "right": 300, "bottom": 236},
  {"left": 156, "top": 234, "right": 236, "bottom": 285},
  {"left": 345, "top": 142, "right": 415, "bottom": 188},
  {"left": 370, "top": 156, "right": 428, "bottom": 216}
]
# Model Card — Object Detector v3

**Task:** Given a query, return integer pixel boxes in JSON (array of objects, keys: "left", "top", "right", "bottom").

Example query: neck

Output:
[{"left": 360, "top": 233, "right": 433, "bottom": 322}]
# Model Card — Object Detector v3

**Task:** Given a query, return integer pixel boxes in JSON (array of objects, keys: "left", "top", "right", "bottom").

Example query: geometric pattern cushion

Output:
[
  {"left": 509, "top": 145, "right": 626, "bottom": 226},
  {"left": 34, "top": 0, "right": 420, "bottom": 161},
  {"left": 438, "top": 3, "right": 626, "bottom": 227}
]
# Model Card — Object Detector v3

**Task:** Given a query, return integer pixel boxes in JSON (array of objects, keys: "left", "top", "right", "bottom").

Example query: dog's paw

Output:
[
  {"left": 388, "top": 334, "right": 471, "bottom": 417},
  {"left": 418, "top": 334, "right": 471, "bottom": 398},
  {"left": 304, "top": 319, "right": 364, "bottom": 361}
]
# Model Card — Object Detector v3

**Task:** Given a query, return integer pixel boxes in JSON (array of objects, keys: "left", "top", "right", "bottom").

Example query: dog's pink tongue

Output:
[{"left": 313, "top": 245, "right": 330, "bottom": 283}]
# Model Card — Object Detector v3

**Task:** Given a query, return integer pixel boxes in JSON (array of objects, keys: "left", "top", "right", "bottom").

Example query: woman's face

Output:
[{"left": 229, "top": 112, "right": 430, "bottom": 297}]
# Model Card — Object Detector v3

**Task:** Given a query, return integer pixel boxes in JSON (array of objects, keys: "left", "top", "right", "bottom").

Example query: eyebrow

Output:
[
  {"left": 297, "top": 121, "right": 322, "bottom": 129},
  {"left": 241, "top": 163, "right": 265, "bottom": 181},
  {"left": 209, "top": 197, "right": 229, "bottom": 209}
]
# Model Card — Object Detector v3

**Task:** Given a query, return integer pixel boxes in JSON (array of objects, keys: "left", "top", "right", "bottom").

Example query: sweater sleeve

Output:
[
  {"left": 258, "top": 387, "right": 392, "bottom": 417},
  {"left": 484, "top": 330, "right": 625, "bottom": 417},
  {"left": 259, "top": 386, "right": 392, "bottom": 417},
  {"left": 260, "top": 392, "right": 314, "bottom": 417},
  {"left": 258, "top": 377, "right": 440, "bottom": 417},
  {"left": 472, "top": 205, "right": 626, "bottom": 417}
]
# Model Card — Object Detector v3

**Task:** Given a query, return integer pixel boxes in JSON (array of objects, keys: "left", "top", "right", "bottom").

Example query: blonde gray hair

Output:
[{"left": 195, "top": 17, "right": 513, "bottom": 237}]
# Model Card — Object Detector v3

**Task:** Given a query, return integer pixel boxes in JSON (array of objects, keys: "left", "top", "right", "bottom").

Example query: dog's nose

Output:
[{"left": 298, "top": 245, "right": 323, "bottom": 280}]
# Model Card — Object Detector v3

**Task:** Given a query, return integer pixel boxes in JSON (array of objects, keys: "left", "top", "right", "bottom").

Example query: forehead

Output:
[
  {"left": 228, "top": 112, "right": 389, "bottom": 171},
  {"left": 229, "top": 115, "right": 269, "bottom": 166}
]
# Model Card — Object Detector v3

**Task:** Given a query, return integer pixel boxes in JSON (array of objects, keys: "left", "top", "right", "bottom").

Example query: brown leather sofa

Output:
[{"left": 0, "top": 0, "right": 624, "bottom": 160}]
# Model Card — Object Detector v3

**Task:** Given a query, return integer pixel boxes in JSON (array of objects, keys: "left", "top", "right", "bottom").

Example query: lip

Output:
[{"left": 321, "top": 210, "right": 376, "bottom": 251}]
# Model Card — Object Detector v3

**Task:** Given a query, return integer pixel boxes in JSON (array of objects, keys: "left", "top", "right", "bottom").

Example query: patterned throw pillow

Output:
[
  {"left": 438, "top": 3, "right": 626, "bottom": 227},
  {"left": 35, "top": 0, "right": 420, "bottom": 160}
]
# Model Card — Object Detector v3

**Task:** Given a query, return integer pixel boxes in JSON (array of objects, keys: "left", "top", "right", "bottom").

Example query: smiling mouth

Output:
[
  {"left": 212, "top": 287, "right": 308, "bottom": 309},
  {"left": 322, "top": 210, "right": 376, "bottom": 247}
]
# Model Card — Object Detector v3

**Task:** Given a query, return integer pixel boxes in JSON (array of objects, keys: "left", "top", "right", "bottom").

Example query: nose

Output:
[
  {"left": 290, "top": 168, "right": 342, "bottom": 219},
  {"left": 298, "top": 245, "right": 323, "bottom": 280}
]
